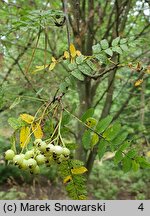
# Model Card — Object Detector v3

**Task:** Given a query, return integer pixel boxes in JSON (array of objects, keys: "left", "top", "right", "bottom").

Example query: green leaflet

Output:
[
  {"left": 126, "top": 149, "right": 137, "bottom": 159},
  {"left": 98, "top": 139, "right": 107, "bottom": 160},
  {"left": 96, "top": 115, "right": 113, "bottom": 134},
  {"left": 81, "top": 108, "right": 94, "bottom": 122},
  {"left": 95, "top": 54, "right": 107, "bottom": 64},
  {"left": 103, "top": 121, "right": 121, "bottom": 141},
  {"left": 8, "top": 117, "right": 25, "bottom": 130},
  {"left": 76, "top": 55, "right": 84, "bottom": 64},
  {"left": 122, "top": 157, "right": 132, "bottom": 173},
  {"left": 120, "top": 38, "right": 127, "bottom": 44},
  {"left": 112, "top": 46, "right": 123, "bottom": 54},
  {"left": 112, "top": 37, "right": 120, "bottom": 46},
  {"left": 68, "top": 63, "right": 77, "bottom": 70},
  {"left": 114, "top": 150, "right": 123, "bottom": 165},
  {"left": 71, "top": 69, "right": 84, "bottom": 81},
  {"left": 78, "top": 64, "right": 92, "bottom": 75},
  {"left": 86, "top": 59, "right": 97, "bottom": 71},
  {"left": 120, "top": 44, "right": 128, "bottom": 52},
  {"left": 82, "top": 130, "right": 91, "bottom": 150},
  {"left": 92, "top": 43, "right": 101, "bottom": 53},
  {"left": 110, "top": 131, "right": 128, "bottom": 150},
  {"left": 104, "top": 48, "right": 113, "bottom": 56},
  {"left": 132, "top": 160, "right": 139, "bottom": 172},
  {"left": 100, "top": 39, "right": 109, "bottom": 49},
  {"left": 119, "top": 140, "right": 131, "bottom": 151}
]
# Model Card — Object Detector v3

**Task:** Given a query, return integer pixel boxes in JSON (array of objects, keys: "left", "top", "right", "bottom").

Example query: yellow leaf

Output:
[
  {"left": 64, "top": 51, "right": 70, "bottom": 59},
  {"left": 31, "top": 122, "right": 43, "bottom": 139},
  {"left": 91, "top": 133, "right": 99, "bottom": 146},
  {"left": 63, "top": 175, "right": 72, "bottom": 184},
  {"left": 33, "top": 65, "right": 48, "bottom": 73},
  {"left": 70, "top": 43, "right": 76, "bottom": 58},
  {"left": 52, "top": 56, "right": 57, "bottom": 62},
  {"left": 20, "top": 113, "right": 34, "bottom": 124},
  {"left": 20, "top": 126, "right": 30, "bottom": 148},
  {"left": 76, "top": 50, "right": 81, "bottom": 56},
  {"left": 71, "top": 166, "right": 88, "bottom": 175},
  {"left": 134, "top": 79, "right": 143, "bottom": 87},
  {"left": 49, "top": 62, "right": 56, "bottom": 71}
]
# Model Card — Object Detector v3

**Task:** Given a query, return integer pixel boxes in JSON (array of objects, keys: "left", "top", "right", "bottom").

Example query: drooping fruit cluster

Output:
[{"left": 4, "top": 139, "right": 70, "bottom": 174}]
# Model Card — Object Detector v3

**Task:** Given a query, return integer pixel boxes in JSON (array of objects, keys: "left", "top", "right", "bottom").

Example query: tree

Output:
[{"left": 0, "top": 0, "right": 150, "bottom": 199}]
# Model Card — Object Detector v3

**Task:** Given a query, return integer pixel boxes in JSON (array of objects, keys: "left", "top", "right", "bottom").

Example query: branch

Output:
[{"left": 86, "top": 64, "right": 118, "bottom": 80}]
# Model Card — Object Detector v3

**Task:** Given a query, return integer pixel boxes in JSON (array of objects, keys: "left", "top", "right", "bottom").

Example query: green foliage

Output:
[
  {"left": 82, "top": 130, "right": 91, "bottom": 150},
  {"left": 8, "top": 117, "right": 25, "bottom": 130},
  {"left": 103, "top": 121, "right": 121, "bottom": 140},
  {"left": 122, "top": 157, "right": 132, "bottom": 173},
  {"left": 92, "top": 44, "right": 101, "bottom": 53},
  {"left": 104, "top": 48, "right": 113, "bottom": 57},
  {"left": 98, "top": 139, "right": 108, "bottom": 160},
  {"left": 110, "top": 131, "right": 128, "bottom": 150},
  {"left": 100, "top": 39, "right": 109, "bottom": 49},
  {"left": 81, "top": 111, "right": 150, "bottom": 173},
  {"left": 112, "top": 37, "right": 120, "bottom": 46},
  {"left": 78, "top": 64, "right": 92, "bottom": 76},
  {"left": 1, "top": 9, "right": 65, "bottom": 35},
  {"left": 76, "top": 55, "right": 84, "bottom": 64},
  {"left": 71, "top": 69, "right": 84, "bottom": 81},
  {"left": 92, "top": 37, "right": 129, "bottom": 59},
  {"left": 96, "top": 115, "right": 113, "bottom": 133},
  {"left": 114, "top": 150, "right": 123, "bottom": 165}
]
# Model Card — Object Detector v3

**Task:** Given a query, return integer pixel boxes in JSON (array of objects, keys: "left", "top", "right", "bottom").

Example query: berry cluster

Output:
[{"left": 4, "top": 139, "right": 70, "bottom": 174}]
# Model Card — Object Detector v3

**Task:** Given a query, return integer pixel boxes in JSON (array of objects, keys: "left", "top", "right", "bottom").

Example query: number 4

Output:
[{"left": 138, "top": 203, "right": 144, "bottom": 211}]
